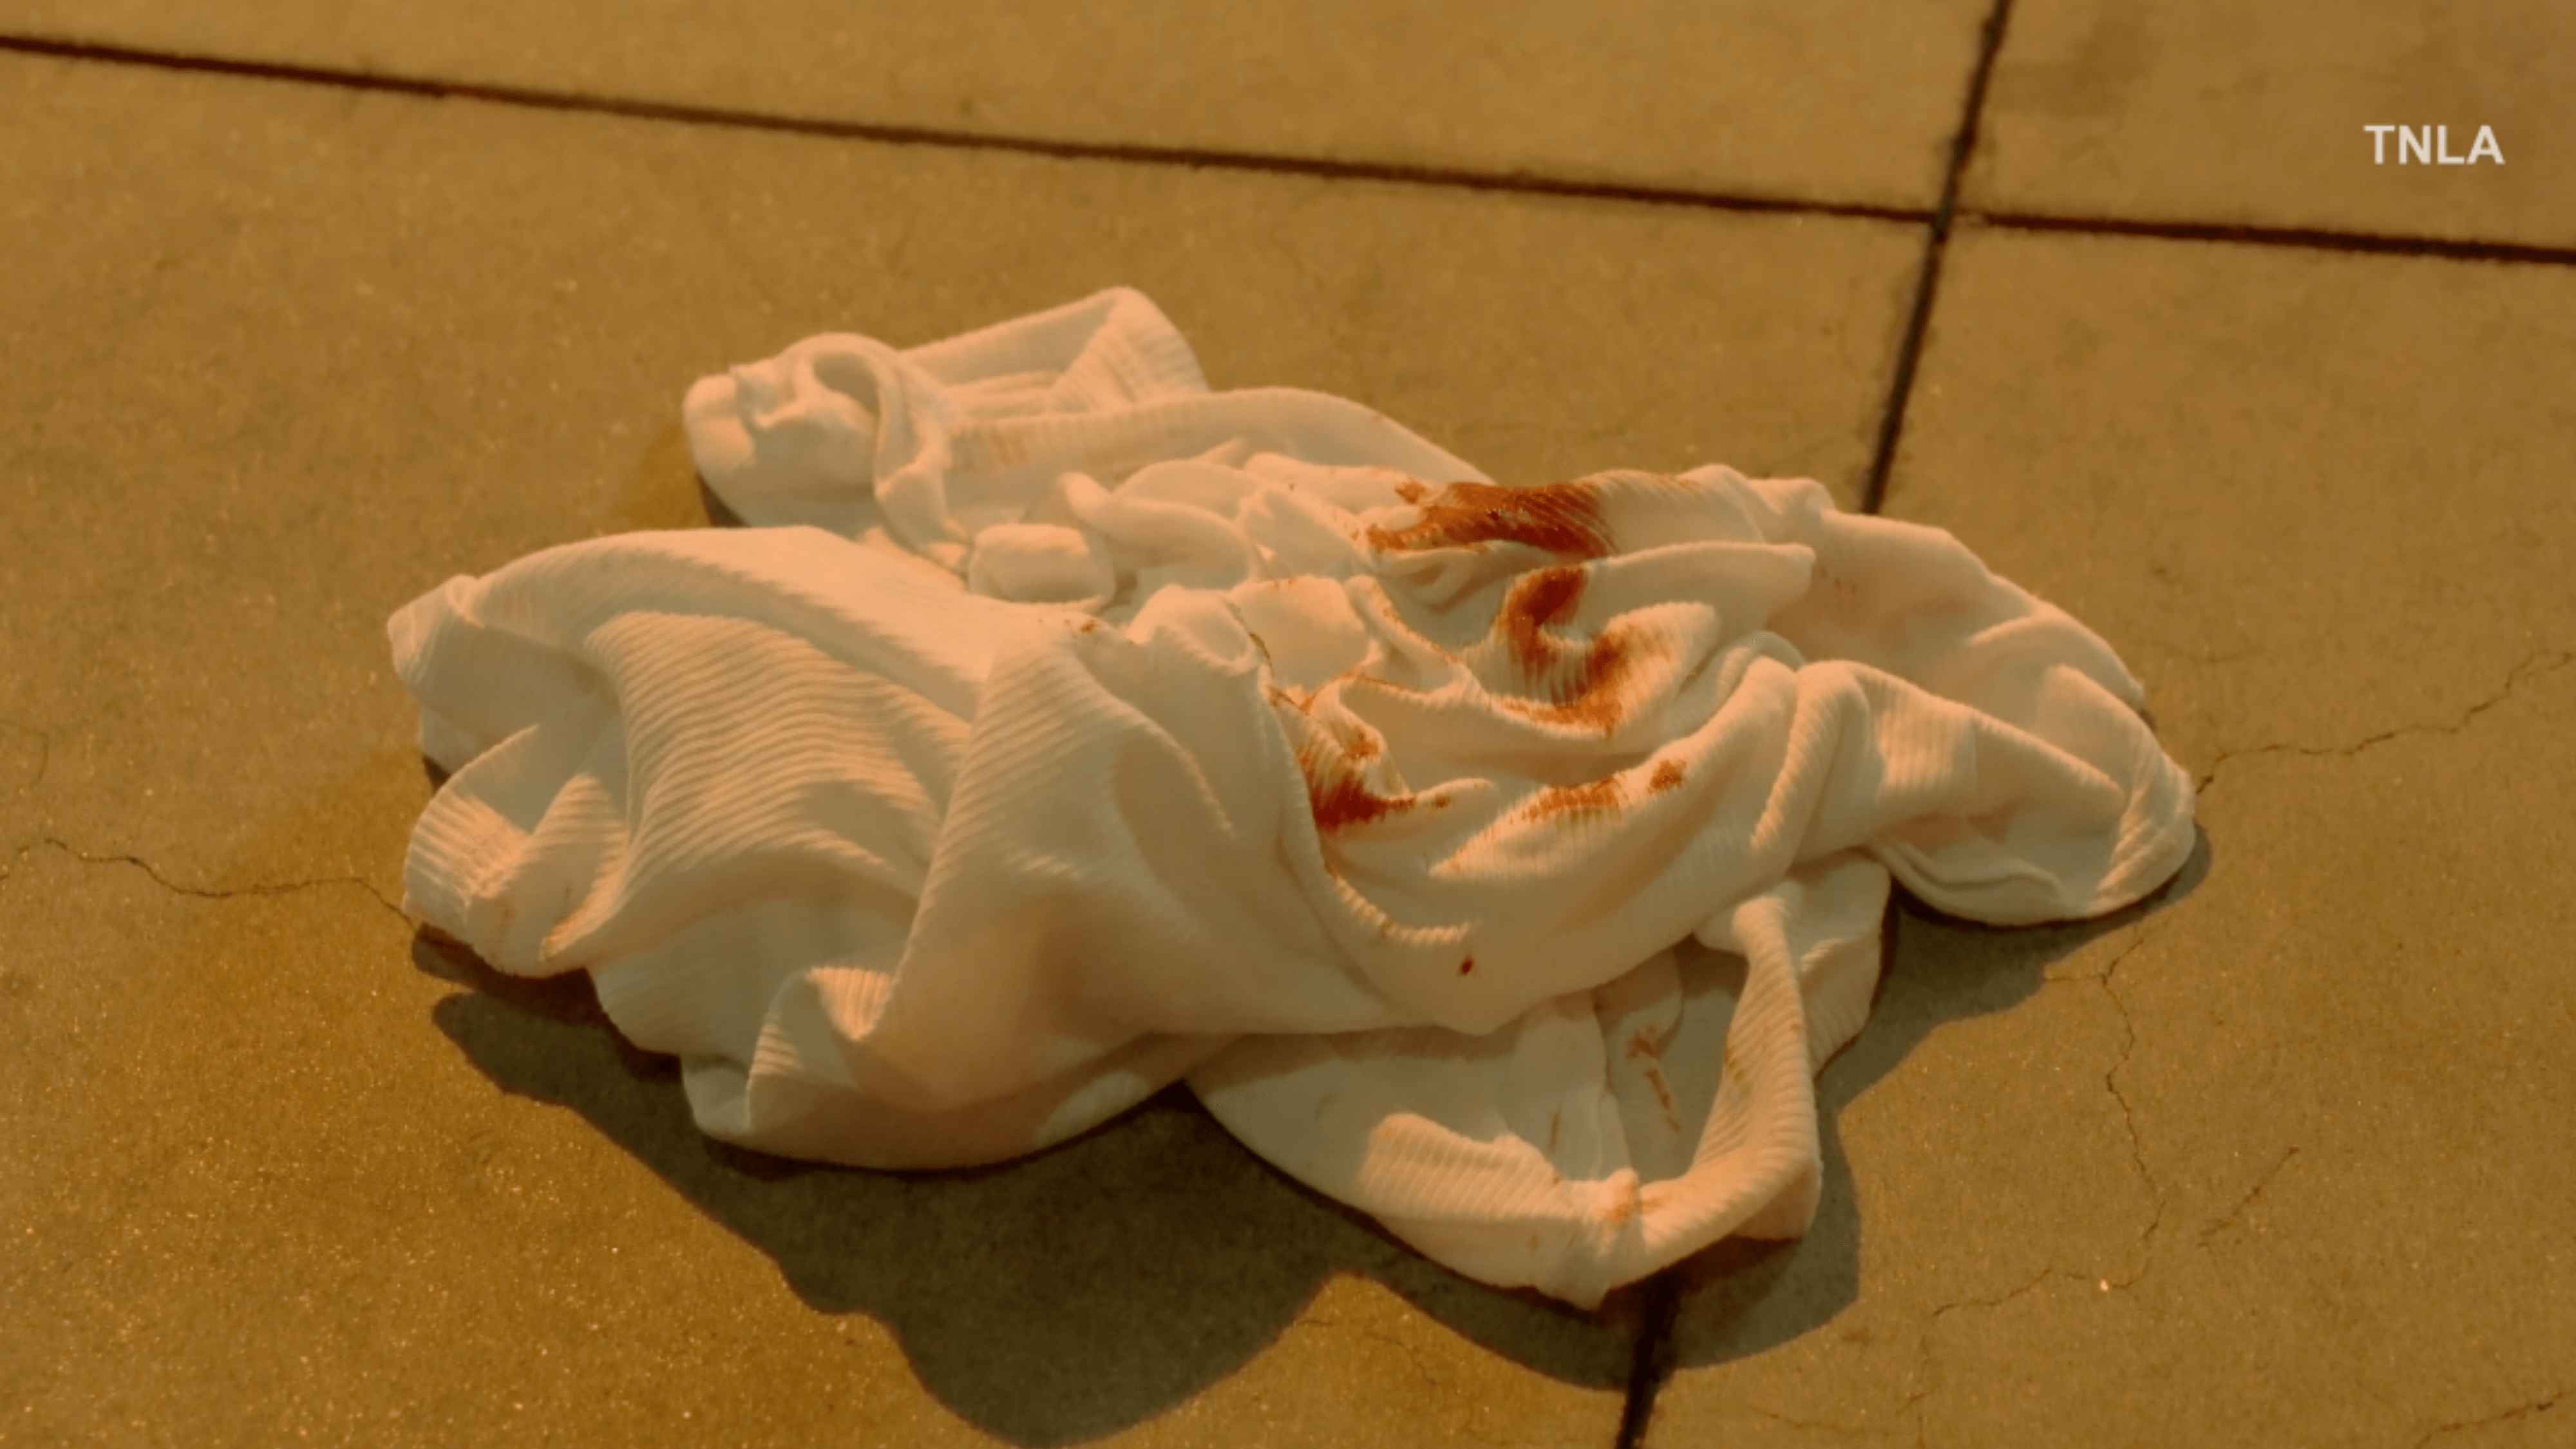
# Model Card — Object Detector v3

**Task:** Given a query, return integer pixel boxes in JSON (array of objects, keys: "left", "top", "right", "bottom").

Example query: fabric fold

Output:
[{"left": 392, "top": 288, "right": 2196, "bottom": 1308}]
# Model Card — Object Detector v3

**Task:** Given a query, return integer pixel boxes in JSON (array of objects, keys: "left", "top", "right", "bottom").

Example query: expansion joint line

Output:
[
  {"left": 1613, "top": 1273, "right": 1683, "bottom": 1449},
  {"left": 1857, "top": 0, "right": 2016, "bottom": 518},
  {"left": 1962, "top": 209, "right": 2576, "bottom": 269},
  {"left": 8, "top": 31, "right": 2576, "bottom": 270},
  {"left": 0, "top": 32, "right": 1924, "bottom": 222},
  {"left": 1620, "top": 1, "right": 2019, "bottom": 1441}
]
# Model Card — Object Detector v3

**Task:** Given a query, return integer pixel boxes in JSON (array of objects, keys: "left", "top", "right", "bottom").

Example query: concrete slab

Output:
[
  {"left": 1893, "top": 229, "right": 2575, "bottom": 786},
  {"left": 0, "top": 0, "right": 1991, "bottom": 209},
  {"left": 0, "top": 48, "right": 1920, "bottom": 900},
  {"left": 1, "top": 47, "right": 1928, "bottom": 1446},
  {"left": 1648, "top": 231, "right": 2576, "bottom": 1444},
  {"left": 1969, "top": 0, "right": 2574, "bottom": 248}
]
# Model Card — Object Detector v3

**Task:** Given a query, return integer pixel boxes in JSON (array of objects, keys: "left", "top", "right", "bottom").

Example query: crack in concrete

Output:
[
  {"left": 1895, "top": 921, "right": 2178, "bottom": 1447},
  {"left": 1898, "top": 1267, "right": 2058, "bottom": 1447},
  {"left": 37, "top": 837, "right": 408, "bottom": 927},
  {"left": 2196, "top": 1146, "right": 2298, "bottom": 1247},
  {"left": 2061, "top": 920, "right": 2152, "bottom": 987},
  {"left": 2195, "top": 649, "right": 2572, "bottom": 795},
  {"left": 2098, "top": 925, "right": 2166, "bottom": 1269},
  {"left": 2412, "top": 1387, "right": 2565, "bottom": 1448},
  {"left": 1902, "top": 1259, "right": 2181, "bottom": 1448}
]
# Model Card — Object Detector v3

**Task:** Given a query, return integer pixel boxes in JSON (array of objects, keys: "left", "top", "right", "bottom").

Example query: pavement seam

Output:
[
  {"left": 35, "top": 835, "right": 409, "bottom": 928},
  {"left": 0, "top": 32, "right": 1930, "bottom": 225},
  {"left": 1613, "top": 1272, "right": 1683, "bottom": 1449},
  {"left": 1680, "top": 3, "right": 2030, "bottom": 1442},
  {"left": 1857, "top": 0, "right": 2016, "bottom": 515},
  {"left": 1631, "top": 0, "right": 2035, "bottom": 1353},
  {"left": 2195, "top": 648, "right": 2573, "bottom": 795},
  {"left": 1867, "top": 8, "right": 2031, "bottom": 1437},
  {"left": 11, "top": 33, "right": 2576, "bottom": 276},
  {"left": 1964, "top": 210, "right": 2576, "bottom": 270}
]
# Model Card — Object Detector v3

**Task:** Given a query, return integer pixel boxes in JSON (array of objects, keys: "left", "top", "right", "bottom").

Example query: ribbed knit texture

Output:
[{"left": 390, "top": 288, "right": 2197, "bottom": 1309}]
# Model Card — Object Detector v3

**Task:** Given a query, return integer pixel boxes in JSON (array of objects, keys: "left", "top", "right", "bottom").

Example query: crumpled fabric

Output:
[{"left": 391, "top": 287, "right": 2195, "bottom": 1308}]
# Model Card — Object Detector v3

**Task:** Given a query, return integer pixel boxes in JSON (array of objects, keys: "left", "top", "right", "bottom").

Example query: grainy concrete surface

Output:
[
  {"left": 0, "top": 0, "right": 1991, "bottom": 207},
  {"left": 1969, "top": 0, "right": 2573, "bottom": 247},
  {"left": 1, "top": 7, "right": 2566, "bottom": 1446}
]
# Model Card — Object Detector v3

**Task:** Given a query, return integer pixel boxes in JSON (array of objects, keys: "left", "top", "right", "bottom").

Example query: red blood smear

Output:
[
  {"left": 1300, "top": 747, "right": 1414, "bottom": 833},
  {"left": 1367, "top": 480, "right": 1613, "bottom": 560},
  {"left": 1501, "top": 565, "right": 1588, "bottom": 676},
  {"left": 1504, "top": 625, "right": 1650, "bottom": 735},
  {"left": 1524, "top": 776, "right": 1624, "bottom": 822}
]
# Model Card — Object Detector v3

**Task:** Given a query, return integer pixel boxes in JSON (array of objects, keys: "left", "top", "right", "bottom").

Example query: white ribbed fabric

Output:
[{"left": 392, "top": 289, "right": 2195, "bottom": 1309}]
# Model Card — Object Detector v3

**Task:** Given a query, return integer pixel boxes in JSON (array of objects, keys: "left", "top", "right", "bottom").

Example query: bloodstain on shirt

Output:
[
  {"left": 1503, "top": 623, "right": 1656, "bottom": 736},
  {"left": 1329, "top": 715, "right": 1381, "bottom": 761},
  {"left": 1293, "top": 477, "right": 1690, "bottom": 843},
  {"left": 1625, "top": 1036, "right": 1682, "bottom": 1129},
  {"left": 1490, "top": 563, "right": 1660, "bottom": 737},
  {"left": 1526, "top": 776, "right": 1624, "bottom": 822},
  {"left": 1501, "top": 565, "right": 1589, "bottom": 676},
  {"left": 1298, "top": 744, "right": 1415, "bottom": 832},
  {"left": 1367, "top": 480, "right": 1614, "bottom": 560}
]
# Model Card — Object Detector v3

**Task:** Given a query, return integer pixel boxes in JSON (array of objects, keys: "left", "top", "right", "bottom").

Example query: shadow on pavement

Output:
[
  {"left": 419, "top": 822, "right": 2209, "bottom": 1439},
  {"left": 420, "top": 935, "right": 1643, "bottom": 1446}
]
